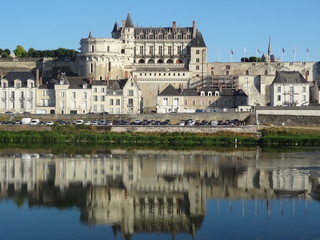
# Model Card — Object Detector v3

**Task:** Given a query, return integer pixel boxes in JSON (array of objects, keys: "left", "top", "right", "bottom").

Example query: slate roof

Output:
[
  {"left": 3, "top": 71, "right": 36, "bottom": 87},
  {"left": 92, "top": 79, "right": 127, "bottom": 90},
  {"left": 125, "top": 13, "right": 134, "bottom": 28},
  {"left": 189, "top": 31, "right": 206, "bottom": 48},
  {"left": 68, "top": 77, "right": 91, "bottom": 89},
  {"left": 272, "top": 71, "right": 307, "bottom": 84},
  {"left": 158, "top": 84, "right": 181, "bottom": 96}
]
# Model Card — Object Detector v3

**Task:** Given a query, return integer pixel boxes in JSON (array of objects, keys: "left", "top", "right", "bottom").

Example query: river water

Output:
[{"left": 1, "top": 147, "right": 320, "bottom": 240}]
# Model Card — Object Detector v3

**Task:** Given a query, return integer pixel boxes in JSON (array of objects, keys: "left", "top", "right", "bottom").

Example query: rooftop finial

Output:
[
  {"left": 88, "top": 31, "right": 92, "bottom": 38},
  {"left": 268, "top": 35, "right": 272, "bottom": 55}
]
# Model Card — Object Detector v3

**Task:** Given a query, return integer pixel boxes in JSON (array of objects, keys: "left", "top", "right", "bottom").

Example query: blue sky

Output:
[{"left": 1, "top": 0, "right": 319, "bottom": 62}]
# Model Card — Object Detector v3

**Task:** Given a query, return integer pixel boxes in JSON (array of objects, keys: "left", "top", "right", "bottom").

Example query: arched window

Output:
[
  {"left": 226, "top": 70, "right": 229, "bottom": 75},
  {"left": 166, "top": 59, "right": 173, "bottom": 64},
  {"left": 148, "top": 59, "right": 154, "bottom": 64},
  {"left": 200, "top": 91, "right": 205, "bottom": 96},
  {"left": 138, "top": 59, "right": 145, "bottom": 63},
  {"left": 215, "top": 91, "right": 219, "bottom": 96},
  {"left": 208, "top": 91, "right": 212, "bottom": 96},
  {"left": 107, "top": 46, "right": 110, "bottom": 52},
  {"left": 91, "top": 46, "right": 94, "bottom": 52},
  {"left": 157, "top": 59, "right": 164, "bottom": 64}
]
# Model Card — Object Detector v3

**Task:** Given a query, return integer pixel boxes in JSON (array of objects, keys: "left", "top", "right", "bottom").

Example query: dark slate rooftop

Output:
[
  {"left": 272, "top": 71, "right": 307, "bottom": 84},
  {"left": 158, "top": 84, "right": 181, "bottom": 96},
  {"left": 125, "top": 12, "right": 134, "bottom": 28},
  {"left": 189, "top": 32, "right": 206, "bottom": 48},
  {"left": 92, "top": 79, "right": 127, "bottom": 90},
  {"left": 68, "top": 77, "right": 91, "bottom": 89},
  {"left": 4, "top": 71, "right": 36, "bottom": 87}
]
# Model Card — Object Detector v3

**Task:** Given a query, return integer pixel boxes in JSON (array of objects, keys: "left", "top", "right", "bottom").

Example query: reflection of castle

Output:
[{"left": 1, "top": 149, "right": 320, "bottom": 238}]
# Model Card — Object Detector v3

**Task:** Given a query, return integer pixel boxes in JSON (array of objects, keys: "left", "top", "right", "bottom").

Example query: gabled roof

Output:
[
  {"left": 189, "top": 31, "right": 206, "bottom": 48},
  {"left": 158, "top": 84, "right": 181, "bottom": 96},
  {"left": 272, "top": 71, "right": 307, "bottom": 84},
  {"left": 125, "top": 12, "right": 134, "bottom": 28}
]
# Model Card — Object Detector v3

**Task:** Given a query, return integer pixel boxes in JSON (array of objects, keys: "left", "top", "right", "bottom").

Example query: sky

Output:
[{"left": 1, "top": 0, "right": 319, "bottom": 62}]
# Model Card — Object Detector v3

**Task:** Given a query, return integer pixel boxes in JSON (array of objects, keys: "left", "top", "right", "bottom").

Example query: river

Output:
[{"left": 1, "top": 146, "right": 320, "bottom": 240}]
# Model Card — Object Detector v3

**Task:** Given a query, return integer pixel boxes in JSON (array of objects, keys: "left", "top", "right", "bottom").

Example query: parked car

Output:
[
  {"left": 30, "top": 119, "right": 40, "bottom": 125},
  {"left": 4, "top": 111, "right": 14, "bottom": 116},
  {"left": 75, "top": 120, "right": 84, "bottom": 125},
  {"left": 45, "top": 121, "right": 54, "bottom": 126}
]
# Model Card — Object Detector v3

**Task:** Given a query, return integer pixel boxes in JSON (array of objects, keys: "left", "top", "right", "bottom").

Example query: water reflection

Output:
[{"left": 1, "top": 148, "right": 320, "bottom": 239}]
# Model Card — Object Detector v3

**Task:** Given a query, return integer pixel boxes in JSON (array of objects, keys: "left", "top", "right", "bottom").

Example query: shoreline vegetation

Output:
[{"left": 0, "top": 125, "right": 320, "bottom": 147}]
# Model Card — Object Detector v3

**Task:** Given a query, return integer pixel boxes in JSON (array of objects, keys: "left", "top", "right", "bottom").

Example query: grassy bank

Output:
[
  {"left": 1, "top": 125, "right": 320, "bottom": 147},
  {"left": 0, "top": 125, "right": 256, "bottom": 147},
  {"left": 258, "top": 127, "right": 320, "bottom": 146}
]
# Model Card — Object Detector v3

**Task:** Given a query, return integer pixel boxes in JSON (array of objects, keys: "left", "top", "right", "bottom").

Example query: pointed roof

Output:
[
  {"left": 272, "top": 71, "right": 307, "bottom": 84},
  {"left": 158, "top": 84, "right": 181, "bottom": 96},
  {"left": 112, "top": 22, "right": 119, "bottom": 33},
  {"left": 190, "top": 31, "right": 206, "bottom": 48},
  {"left": 125, "top": 12, "right": 134, "bottom": 28},
  {"left": 268, "top": 36, "right": 272, "bottom": 55}
]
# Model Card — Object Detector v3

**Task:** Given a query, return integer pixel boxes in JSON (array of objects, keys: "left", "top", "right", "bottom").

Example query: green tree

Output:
[
  {"left": 14, "top": 45, "right": 27, "bottom": 58},
  {"left": 27, "top": 47, "right": 36, "bottom": 57},
  {"left": 1, "top": 52, "right": 9, "bottom": 58},
  {"left": 4, "top": 48, "right": 10, "bottom": 55},
  {"left": 248, "top": 56, "right": 263, "bottom": 62},
  {"left": 241, "top": 57, "right": 249, "bottom": 62}
]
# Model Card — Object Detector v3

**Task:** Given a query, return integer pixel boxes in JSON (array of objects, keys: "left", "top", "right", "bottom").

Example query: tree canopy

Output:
[
  {"left": 14, "top": 45, "right": 27, "bottom": 58},
  {"left": 241, "top": 56, "right": 263, "bottom": 62},
  {"left": 0, "top": 48, "right": 11, "bottom": 58}
]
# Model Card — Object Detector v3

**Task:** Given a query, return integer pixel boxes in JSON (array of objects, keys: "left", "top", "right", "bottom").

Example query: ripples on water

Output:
[{"left": 1, "top": 147, "right": 320, "bottom": 240}]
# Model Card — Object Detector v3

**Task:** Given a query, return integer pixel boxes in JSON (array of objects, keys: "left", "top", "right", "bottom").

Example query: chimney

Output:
[
  {"left": 192, "top": 20, "right": 197, "bottom": 38},
  {"left": 36, "top": 68, "right": 40, "bottom": 86},
  {"left": 172, "top": 21, "right": 176, "bottom": 29}
]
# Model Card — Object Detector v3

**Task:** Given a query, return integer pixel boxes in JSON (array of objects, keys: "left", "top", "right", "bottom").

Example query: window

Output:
[
  {"left": 290, "top": 95, "right": 294, "bottom": 103},
  {"left": 116, "top": 99, "right": 120, "bottom": 105},
  {"left": 163, "top": 97, "right": 168, "bottom": 106},
  {"left": 168, "top": 46, "right": 172, "bottom": 56},
  {"left": 93, "top": 95, "right": 98, "bottom": 101},
  {"left": 196, "top": 58, "right": 200, "bottom": 63},
  {"left": 139, "top": 46, "right": 144, "bottom": 55},
  {"left": 246, "top": 70, "right": 249, "bottom": 75},
  {"left": 196, "top": 50, "right": 200, "bottom": 54},
  {"left": 192, "top": 100, "right": 196, "bottom": 105},
  {"left": 289, "top": 86, "right": 294, "bottom": 93},
  {"left": 226, "top": 70, "right": 229, "bottom": 75},
  {"left": 196, "top": 66, "right": 200, "bottom": 70},
  {"left": 128, "top": 98, "right": 133, "bottom": 106},
  {"left": 128, "top": 90, "right": 134, "bottom": 96},
  {"left": 15, "top": 81, "right": 21, "bottom": 88},
  {"left": 302, "top": 86, "right": 306, "bottom": 93},
  {"left": 200, "top": 91, "right": 205, "bottom": 96},
  {"left": 277, "top": 95, "right": 281, "bottom": 101},
  {"left": 277, "top": 86, "right": 281, "bottom": 93},
  {"left": 83, "top": 92, "right": 87, "bottom": 99},
  {"left": 109, "top": 99, "right": 114, "bottom": 105},
  {"left": 149, "top": 46, "right": 154, "bottom": 56},
  {"left": 94, "top": 87, "right": 97, "bottom": 93},
  {"left": 302, "top": 95, "right": 306, "bottom": 102},
  {"left": 90, "top": 63, "right": 93, "bottom": 73},
  {"left": 158, "top": 46, "right": 163, "bottom": 56},
  {"left": 60, "top": 92, "right": 65, "bottom": 98},
  {"left": 177, "top": 46, "right": 182, "bottom": 55},
  {"left": 91, "top": 46, "right": 94, "bottom": 52},
  {"left": 173, "top": 98, "right": 179, "bottom": 106},
  {"left": 100, "top": 96, "right": 105, "bottom": 101},
  {"left": 72, "top": 92, "right": 76, "bottom": 99},
  {"left": 208, "top": 91, "right": 212, "bottom": 96}
]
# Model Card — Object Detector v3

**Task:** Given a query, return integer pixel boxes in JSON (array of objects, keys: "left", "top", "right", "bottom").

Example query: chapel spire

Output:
[{"left": 268, "top": 36, "right": 272, "bottom": 56}]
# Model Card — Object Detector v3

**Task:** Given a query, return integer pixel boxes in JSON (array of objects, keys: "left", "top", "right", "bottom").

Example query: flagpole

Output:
[
  {"left": 294, "top": 47, "right": 296, "bottom": 62},
  {"left": 218, "top": 48, "right": 220, "bottom": 62}
]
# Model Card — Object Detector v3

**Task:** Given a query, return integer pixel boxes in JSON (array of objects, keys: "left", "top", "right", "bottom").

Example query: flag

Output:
[
  {"left": 282, "top": 48, "right": 285, "bottom": 53},
  {"left": 306, "top": 48, "right": 310, "bottom": 53},
  {"left": 231, "top": 49, "right": 234, "bottom": 55},
  {"left": 293, "top": 48, "right": 295, "bottom": 53},
  {"left": 257, "top": 48, "right": 261, "bottom": 53}
]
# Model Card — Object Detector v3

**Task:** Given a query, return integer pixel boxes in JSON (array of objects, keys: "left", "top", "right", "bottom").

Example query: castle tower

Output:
[{"left": 121, "top": 12, "right": 135, "bottom": 65}]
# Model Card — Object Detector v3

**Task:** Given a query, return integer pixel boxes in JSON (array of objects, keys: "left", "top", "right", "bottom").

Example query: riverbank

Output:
[{"left": 0, "top": 125, "right": 320, "bottom": 146}]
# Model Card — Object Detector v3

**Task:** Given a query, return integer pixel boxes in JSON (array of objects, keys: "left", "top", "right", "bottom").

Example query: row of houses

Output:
[{"left": 0, "top": 70, "right": 312, "bottom": 114}]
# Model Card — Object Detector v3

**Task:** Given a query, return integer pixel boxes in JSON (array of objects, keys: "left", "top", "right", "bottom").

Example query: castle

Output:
[{"left": 0, "top": 13, "right": 319, "bottom": 114}]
